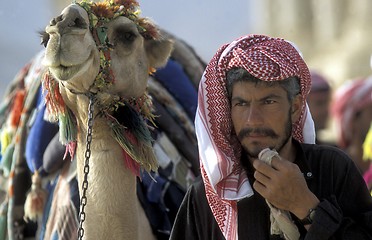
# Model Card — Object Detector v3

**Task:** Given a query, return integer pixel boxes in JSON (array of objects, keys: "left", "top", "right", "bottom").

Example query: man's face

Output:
[
  {"left": 230, "top": 81, "right": 298, "bottom": 159},
  {"left": 307, "top": 90, "right": 331, "bottom": 132}
]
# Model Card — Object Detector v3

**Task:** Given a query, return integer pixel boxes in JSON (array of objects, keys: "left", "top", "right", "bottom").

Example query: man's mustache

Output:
[{"left": 237, "top": 128, "right": 279, "bottom": 140}]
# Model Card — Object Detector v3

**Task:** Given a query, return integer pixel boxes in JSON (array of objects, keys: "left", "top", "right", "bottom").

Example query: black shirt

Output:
[{"left": 170, "top": 141, "right": 372, "bottom": 240}]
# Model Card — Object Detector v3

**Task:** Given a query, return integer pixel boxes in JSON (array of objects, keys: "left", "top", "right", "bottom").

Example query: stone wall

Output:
[{"left": 257, "top": 0, "right": 372, "bottom": 87}]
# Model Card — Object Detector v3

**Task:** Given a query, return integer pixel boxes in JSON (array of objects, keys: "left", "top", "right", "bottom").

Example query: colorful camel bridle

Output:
[{"left": 44, "top": 1, "right": 162, "bottom": 238}]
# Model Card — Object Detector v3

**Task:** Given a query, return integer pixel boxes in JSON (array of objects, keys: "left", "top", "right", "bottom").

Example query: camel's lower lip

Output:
[{"left": 49, "top": 64, "right": 82, "bottom": 81}]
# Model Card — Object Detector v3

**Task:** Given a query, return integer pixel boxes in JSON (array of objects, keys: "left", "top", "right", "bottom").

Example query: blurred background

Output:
[
  {"left": 0, "top": 0, "right": 255, "bottom": 98},
  {"left": 1, "top": 0, "right": 372, "bottom": 141}
]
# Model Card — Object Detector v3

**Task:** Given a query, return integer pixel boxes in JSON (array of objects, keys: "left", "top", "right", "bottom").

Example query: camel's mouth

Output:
[
  {"left": 46, "top": 46, "right": 97, "bottom": 82},
  {"left": 49, "top": 63, "right": 84, "bottom": 81}
]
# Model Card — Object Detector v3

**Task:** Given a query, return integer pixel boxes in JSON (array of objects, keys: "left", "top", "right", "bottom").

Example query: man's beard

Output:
[{"left": 238, "top": 111, "right": 293, "bottom": 158}]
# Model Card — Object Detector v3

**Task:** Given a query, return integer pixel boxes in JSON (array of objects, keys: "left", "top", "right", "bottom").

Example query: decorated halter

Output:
[
  {"left": 75, "top": 0, "right": 159, "bottom": 92},
  {"left": 37, "top": 1, "right": 160, "bottom": 235},
  {"left": 42, "top": 0, "right": 159, "bottom": 175}
]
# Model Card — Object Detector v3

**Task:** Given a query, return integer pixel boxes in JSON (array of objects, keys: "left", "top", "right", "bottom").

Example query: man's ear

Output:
[{"left": 291, "top": 94, "right": 303, "bottom": 122}]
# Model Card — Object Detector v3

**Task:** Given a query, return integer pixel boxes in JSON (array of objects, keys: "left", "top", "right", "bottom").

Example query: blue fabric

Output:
[
  {"left": 39, "top": 176, "right": 57, "bottom": 240},
  {"left": 138, "top": 171, "right": 186, "bottom": 239},
  {"left": 51, "top": 232, "right": 59, "bottom": 240},
  {"left": 154, "top": 59, "right": 198, "bottom": 121},
  {"left": 142, "top": 172, "right": 167, "bottom": 204},
  {"left": 38, "top": 169, "right": 79, "bottom": 240},
  {"left": 25, "top": 87, "right": 59, "bottom": 173}
]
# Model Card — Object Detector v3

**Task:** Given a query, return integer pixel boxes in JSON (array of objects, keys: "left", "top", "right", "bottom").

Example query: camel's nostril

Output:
[
  {"left": 56, "top": 15, "right": 63, "bottom": 22},
  {"left": 50, "top": 15, "right": 64, "bottom": 26},
  {"left": 50, "top": 18, "right": 57, "bottom": 26},
  {"left": 70, "top": 17, "right": 87, "bottom": 29}
]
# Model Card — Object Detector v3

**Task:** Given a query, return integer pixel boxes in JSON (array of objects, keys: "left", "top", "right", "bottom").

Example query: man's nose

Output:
[{"left": 246, "top": 104, "right": 264, "bottom": 125}]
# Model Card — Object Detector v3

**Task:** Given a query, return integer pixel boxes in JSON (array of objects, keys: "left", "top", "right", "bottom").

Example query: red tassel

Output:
[
  {"left": 43, "top": 73, "right": 65, "bottom": 116},
  {"left": 122, "top": 149, "right": 140, "bottom": 178},
  {"left": 64, "top": 141, "right": 77, "bottom": 160}
]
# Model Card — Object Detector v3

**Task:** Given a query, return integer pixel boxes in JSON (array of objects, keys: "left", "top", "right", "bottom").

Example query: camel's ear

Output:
[{"left": 145, "top": 38, "right": 174, "bottom": 68}]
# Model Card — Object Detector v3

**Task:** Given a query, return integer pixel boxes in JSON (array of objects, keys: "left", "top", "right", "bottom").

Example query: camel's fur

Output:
[{"left": 42, "top": 3, "right": 173, "bottom": 239}]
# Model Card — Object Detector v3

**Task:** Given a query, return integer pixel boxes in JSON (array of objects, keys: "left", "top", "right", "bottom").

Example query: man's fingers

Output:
[
  {"left": 269, "top": 155, "right": 288, "bottom": 171},
  {"left": 253, "top": 158, "right": 273, "bottom": 171},
  {"left": 252, "top": 180, "right": 266, "bottom": 196},
  {"left": 253, "top": 159, "right": 278, "bottom": 178},
  {"left": 254, "top": 170, "right": 271, "bottom": 186}
]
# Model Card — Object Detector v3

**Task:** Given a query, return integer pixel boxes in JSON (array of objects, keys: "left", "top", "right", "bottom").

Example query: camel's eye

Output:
[
  {"left": 115, "top": 28, "right": 137, "bottom": 45},
  {"left": 39, "top": 31, "right": 50, "bottom": 47},
  {"left": 123, "top": 32, "right": 136, "bottom": 42}
]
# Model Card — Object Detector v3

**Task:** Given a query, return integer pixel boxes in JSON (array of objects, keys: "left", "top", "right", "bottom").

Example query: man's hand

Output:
[{"left": 252, "top": 154, "right": 319, "bottom": 220}]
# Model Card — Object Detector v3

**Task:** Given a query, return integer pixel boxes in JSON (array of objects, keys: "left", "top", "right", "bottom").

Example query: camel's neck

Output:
[
  {"left": 58, "top": 82, "right": 125, "bottom": 162},
  {"left": 59, "top": 86, "right": 149, "bottom": 239}
]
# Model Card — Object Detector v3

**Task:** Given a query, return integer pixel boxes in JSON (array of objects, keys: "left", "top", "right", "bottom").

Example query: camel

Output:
[{"left": 40, "top": 1, "right": 173, "bottom": 239}]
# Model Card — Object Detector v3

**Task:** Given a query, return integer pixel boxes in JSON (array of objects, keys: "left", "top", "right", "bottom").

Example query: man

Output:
[
  {"left": 307, "top": 70, "right": 333, "bottom": 145},
  {"left": 170, "top": 34, "right": 372, "bottom": 239},
  {"left": 331, "top": 76, "right": 372, "bottom": 186}
]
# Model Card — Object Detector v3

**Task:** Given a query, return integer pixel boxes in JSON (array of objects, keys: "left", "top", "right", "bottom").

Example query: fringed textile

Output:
[
  {"left": 24, "top": 171, "right": 48, "bottom": 222},
  {"left": 109, "top": 102, "right": 158, "bottom": 173},
  {"left": 42, "top": 73, "right": 77, "bottom": 153},
  {"left": 43, "top": 161, "right": 79, "bottom": 240},
  {"left": 123, "top": 149, "right": 141, "bottom": 177},
  {"left": 64, "top": 141, "right": 77, "bottom": 161},
  {"left": 43, "top": 73, "right": 158, "bottom": 174},
  {"left": 42, "top": 73, "right": 66, "bottom": 121},
  {"left": 58, "top": 108, "right": 78, "bottom": 146}
]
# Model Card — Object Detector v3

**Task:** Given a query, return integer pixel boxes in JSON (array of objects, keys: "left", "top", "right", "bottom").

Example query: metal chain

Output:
[{"left": 78, "top": 95, "right": 95, "bottom": 240}]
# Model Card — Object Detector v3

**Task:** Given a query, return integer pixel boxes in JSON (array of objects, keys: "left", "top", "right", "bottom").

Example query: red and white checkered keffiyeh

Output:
[{"left": 195, "top": 34, "right": 315, "bottom": 240}]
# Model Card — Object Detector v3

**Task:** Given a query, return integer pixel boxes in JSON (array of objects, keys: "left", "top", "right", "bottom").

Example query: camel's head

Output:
[{"left": 42, "top": 0, "right": 173, "bottom": 98}]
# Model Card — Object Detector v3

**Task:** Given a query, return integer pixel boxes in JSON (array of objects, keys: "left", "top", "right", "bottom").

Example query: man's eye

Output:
[
  {"left": 234, "top": 102, "right": 247, "bottom": 107},
  {"left": 264, "top": 99, "right": 275, "bottom": 104}
]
